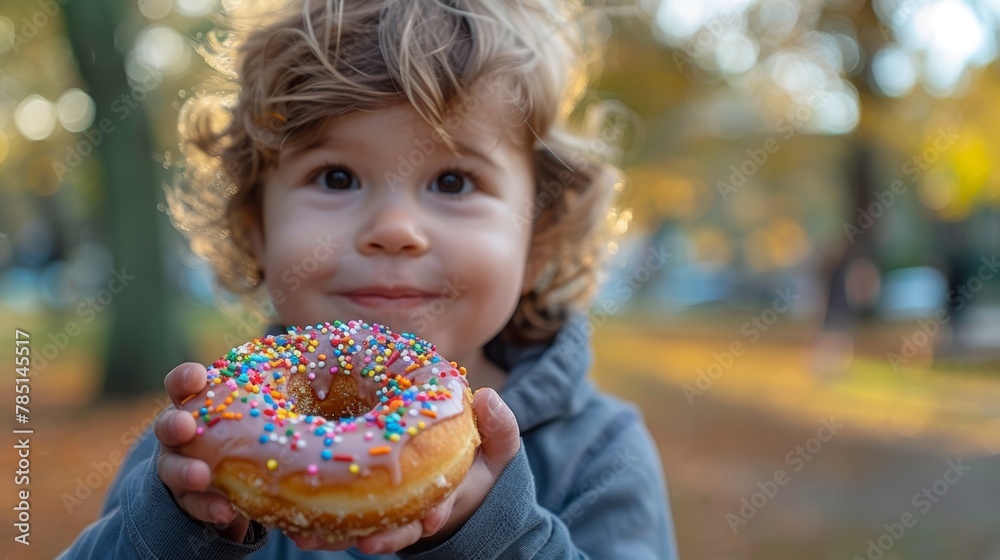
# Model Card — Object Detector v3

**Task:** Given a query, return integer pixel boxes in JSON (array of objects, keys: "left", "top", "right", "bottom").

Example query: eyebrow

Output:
[
  {"left": 450, "top": 138, "right": 503, "bottom": 172},
  {"left": 280, "top": 134, "right": 503, "bottom": 172},
  {"left": 280, "top": 136, "right": 336, "bottom": 165}
]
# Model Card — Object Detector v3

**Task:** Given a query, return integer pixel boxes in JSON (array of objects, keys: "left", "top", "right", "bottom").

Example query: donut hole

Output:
[{"left": 288, "top": 374, "right": 375, "bottom": 420}]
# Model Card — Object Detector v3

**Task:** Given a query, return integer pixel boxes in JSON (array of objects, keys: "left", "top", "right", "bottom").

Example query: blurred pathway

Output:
[
  {"left": 594, "top": 317, "right": 1000, "bottom": 455},
  {"left": 593, "top": 318, "right": 1000, "bottom": 559}
]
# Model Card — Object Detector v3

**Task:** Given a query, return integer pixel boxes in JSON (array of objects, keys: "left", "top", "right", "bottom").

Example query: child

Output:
[{"left": 63, "top": 0, "right": 676, "bottom": 557}]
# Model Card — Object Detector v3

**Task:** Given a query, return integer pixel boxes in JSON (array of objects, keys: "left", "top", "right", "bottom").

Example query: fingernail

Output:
[
  {"left": 430, "top": 513, "right": 446, "bottom": 534},
  {"left": 181, "top": 463, "right": 190, "bottom": 484},
  {"left": 212, "top": 502, "right": 231, "bottom": 524},
  {"left": 488, "top": 389, "right": 504, "bottom": 416}
]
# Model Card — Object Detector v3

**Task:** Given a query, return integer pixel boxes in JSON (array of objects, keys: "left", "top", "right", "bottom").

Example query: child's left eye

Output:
[{"left": 429, "top": 170, "right": 476, "bottom": 196}]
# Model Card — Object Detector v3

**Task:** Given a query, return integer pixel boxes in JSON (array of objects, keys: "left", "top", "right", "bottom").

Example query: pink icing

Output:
[{"left": 179, "top": 319, "right": 471, "bottom": 490}]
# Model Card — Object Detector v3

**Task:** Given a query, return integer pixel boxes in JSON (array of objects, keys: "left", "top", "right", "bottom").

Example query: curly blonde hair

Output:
[{"left": 169, "top": 0, "right": 629, "bottom": 344}]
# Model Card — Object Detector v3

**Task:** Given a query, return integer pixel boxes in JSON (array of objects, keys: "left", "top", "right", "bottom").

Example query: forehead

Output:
[
  {"left": 278, "top": 93, "right": 531, "bottom": 165},
  {"left": 429, "top": 94, "right": 528, "bottom": 149}
]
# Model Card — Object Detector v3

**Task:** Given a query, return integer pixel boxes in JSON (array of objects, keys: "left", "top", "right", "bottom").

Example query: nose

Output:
[{"left": 355, "top": 195, "right": 429, "bottom": 256}]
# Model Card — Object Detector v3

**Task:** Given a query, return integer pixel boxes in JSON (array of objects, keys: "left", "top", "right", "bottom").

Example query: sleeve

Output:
[
  {"left": 398, "top": 420, "right": 677, "bottom": 560},
  {"left": 57, "top": 414, "right": 270, "bottom": 560}
]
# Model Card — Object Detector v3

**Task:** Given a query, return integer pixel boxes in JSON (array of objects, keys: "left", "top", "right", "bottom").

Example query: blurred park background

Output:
[{"left": 2, "top": 0, "right": 1000, "bottom": 558}]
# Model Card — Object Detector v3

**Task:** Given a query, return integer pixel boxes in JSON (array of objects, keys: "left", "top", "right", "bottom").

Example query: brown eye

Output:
[
  {"left": 431, "top": 171, "right": 471, "bottom": 195},
  {"left": 318, "top": 168, "right": 359, "bottom": 191}
]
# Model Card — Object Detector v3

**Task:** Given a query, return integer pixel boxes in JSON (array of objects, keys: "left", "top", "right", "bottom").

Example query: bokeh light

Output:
[
  {"left": 714, "top": 32, "right": 759, "bottom": 75},
  {"left": 138, "top": 0, "right": 175, "bottom": 20},
  {"left": 871, "top": 46, "right": 919, "bottom": 97},
  {"left": 14, "top": 94, "right": 58, "bottom": 141},
  {"left": 134, "top": 25, "right": 192, "bottom": 75},
  {"left": 56, "top": 88, "right": 96, "bottom": 133},
  {"left": 175, "top": 0, "right": 215, "bottom": 17},
  {"left": 876, "top": 0, "right": 999, "bottom": 97}
]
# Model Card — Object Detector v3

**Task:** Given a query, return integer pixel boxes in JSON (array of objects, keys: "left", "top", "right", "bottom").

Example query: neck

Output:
[{"left": 454, "top": 347, "right": 507, "bottom": 393}]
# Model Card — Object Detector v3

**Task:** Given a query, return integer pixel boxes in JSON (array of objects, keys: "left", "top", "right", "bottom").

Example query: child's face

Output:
[{"left": 252, "top": 100, "right": 536, "bottom": 368}]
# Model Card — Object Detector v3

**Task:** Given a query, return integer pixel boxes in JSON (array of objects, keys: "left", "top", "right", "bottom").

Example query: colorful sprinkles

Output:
[{"left": 185, "top": 320, "right": 468, "bottom": 480}]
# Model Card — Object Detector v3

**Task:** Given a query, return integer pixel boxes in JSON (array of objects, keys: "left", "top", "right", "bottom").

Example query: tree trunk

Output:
[{"left": 60, "top": 0, "right": 184, "bottom": 396}]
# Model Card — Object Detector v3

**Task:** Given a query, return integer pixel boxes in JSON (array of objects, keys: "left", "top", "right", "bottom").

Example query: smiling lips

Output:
[{"left": 341, "top": 288, "right": 437, "bottom": 308}]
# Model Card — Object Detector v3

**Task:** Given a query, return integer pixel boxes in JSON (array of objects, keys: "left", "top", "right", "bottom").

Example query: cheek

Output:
[
  {"left": 446, "top": 227, "right": 527, "bottom": 322},
  {"left": 258, "top": 194, "right": 347, "bottom": 304}
]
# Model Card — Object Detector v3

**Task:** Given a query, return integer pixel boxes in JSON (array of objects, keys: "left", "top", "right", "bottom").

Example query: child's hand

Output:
[
  {"left": 154, "top": 363, "right": 250, "bottom": 542},
  {"left": 290, "top": 387, "right": 520, "bottom": 555}
]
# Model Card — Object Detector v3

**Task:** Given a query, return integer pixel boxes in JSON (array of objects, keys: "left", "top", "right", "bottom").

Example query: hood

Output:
[{"left": 483, "top": 309, "right": 595, "bottom": 433}]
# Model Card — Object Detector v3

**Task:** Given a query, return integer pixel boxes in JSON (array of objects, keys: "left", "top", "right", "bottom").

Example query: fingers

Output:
[
  {"left": 289, "top": 500, "right": 452, "bottom": 553},
  {"left": 214, "top": 515, "right": 251, "bottom": 544},
  {"left": 473, "top": 388, "right": 520, "bottom": 472},
  {"left": 288, "top": 532, "right": 356, "bottom": 551},
  {"left": 176, "top": 490, "right": 238, "bottom": 525},
  {"left": 154, "top": 409, "right": 197, "bottom": 449},
  {"left": 165, "top": 362, "right": 207, "bottom": 407},
  {"left": 157, "top": 445, "right": 247, "bottom": 536},
  {"left": 290, "top": 521, "right": 425, "bottom": 554},
  {"left": 157, "top": 449, "right": 212, "bottom": 494},
  {"left": 421, "top": 489, "right": 458, "bottom": 537},
  {"left": 288, "top": 498, "right": 452, "bottom": 554},
  {"left": 173, "top": 488, "right": 250, "bottom": 543},
  {"left": 356, "top": 520, "right": 424, "bottom": 555}
]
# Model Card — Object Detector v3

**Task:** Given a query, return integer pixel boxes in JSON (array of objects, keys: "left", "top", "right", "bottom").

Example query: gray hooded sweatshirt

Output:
[{"left": 61, "top": 311, "right": 677, "bottom": 559}]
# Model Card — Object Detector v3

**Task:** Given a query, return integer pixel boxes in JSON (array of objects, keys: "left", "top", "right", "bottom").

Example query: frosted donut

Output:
[{"left": 177, "top": 319, "right": 479, "bottom": 542}]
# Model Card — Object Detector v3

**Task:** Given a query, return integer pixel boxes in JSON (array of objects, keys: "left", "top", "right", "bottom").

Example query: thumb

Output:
[{"left": 473, "top": 388, "right": 520, "bottom": 473}]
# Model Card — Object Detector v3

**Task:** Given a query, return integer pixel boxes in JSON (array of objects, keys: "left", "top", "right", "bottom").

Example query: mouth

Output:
[{"left": 339, "top": 288, "right": 437, "bottom": 309}]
